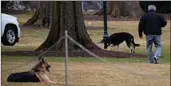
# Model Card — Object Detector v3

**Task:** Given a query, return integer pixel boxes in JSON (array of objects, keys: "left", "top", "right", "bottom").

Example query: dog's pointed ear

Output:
[
  {"left": 41, "top": 57, "right": 45, "bottom": 63},
  {"left": 38, "top": 56, "right": 42, "bottom": 61},
  {"left": 38, "top": 56, "right": 45, "bottom": 63}
]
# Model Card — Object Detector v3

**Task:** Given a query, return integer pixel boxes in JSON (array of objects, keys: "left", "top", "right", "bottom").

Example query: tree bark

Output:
[
  {"left": 95, "top": 1, "right": 143, "bottom": 18},
  {"left": 36, "top": 1, "right": 100, "bottom": 51},
  {"left": 23, "top": 1, "right": 51, "bottom": 27}
]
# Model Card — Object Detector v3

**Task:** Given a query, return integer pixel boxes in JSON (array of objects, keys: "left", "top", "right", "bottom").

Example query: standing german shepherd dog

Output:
[
  {"left": 7, "top": 58, "right": 56, "bottom": 83},
  {"left": 103, "top": 32, "right": 140, "bottom": 53}
]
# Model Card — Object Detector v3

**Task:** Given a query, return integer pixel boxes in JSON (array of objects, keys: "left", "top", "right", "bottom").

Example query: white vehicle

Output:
[{"left": 1, "top": 13, "right": 21, "bottom": 46}]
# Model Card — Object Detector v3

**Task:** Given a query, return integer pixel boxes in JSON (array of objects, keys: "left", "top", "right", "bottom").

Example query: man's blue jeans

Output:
[{"left": 146, "top": 35, "right": 161, "bottom": 63}]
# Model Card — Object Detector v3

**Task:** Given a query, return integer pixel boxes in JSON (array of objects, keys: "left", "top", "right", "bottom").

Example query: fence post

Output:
[{"left": 65, "top": 30, "right": 68, "bottom": 86}]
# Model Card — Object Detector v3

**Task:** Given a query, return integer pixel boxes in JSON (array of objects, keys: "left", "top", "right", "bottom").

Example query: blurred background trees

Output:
[
  {"left": 1, "top": 1, "right": 170, "bottom": 28},
  {"left": 1, "top": 1, "right": 171, "bottom": 19},
  {"left": 2, "top": 1, "right": 38, "bottom": 13},
  {"left": 94, "top": 1, "right": 143, "bottom": 18}
]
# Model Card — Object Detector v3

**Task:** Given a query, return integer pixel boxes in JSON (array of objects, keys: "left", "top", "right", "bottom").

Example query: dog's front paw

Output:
[{"left": 49, "top": 81, "right": 56, "bottom": 83}]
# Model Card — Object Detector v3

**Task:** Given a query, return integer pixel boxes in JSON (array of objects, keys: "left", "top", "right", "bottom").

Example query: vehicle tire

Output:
[{"left": 2, "top": 25, "right": 18, "bottom": 46}]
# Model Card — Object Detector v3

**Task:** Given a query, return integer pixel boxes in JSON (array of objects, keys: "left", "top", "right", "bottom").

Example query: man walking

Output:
[{"left": 138, "top": 5, "right": 167, "bottom": 64}]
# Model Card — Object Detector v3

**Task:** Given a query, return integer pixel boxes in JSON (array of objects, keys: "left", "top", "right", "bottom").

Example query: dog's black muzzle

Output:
[{"left": 46, "top": 65, "right": 51, "bottom": 72}]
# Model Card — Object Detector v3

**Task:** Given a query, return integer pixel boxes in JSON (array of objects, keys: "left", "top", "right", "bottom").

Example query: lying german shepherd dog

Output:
[
  {"left": 7, "top": 57, "right": 56, "bottom": 83},
  {"left": 102, "top": 32, "right": 140, "bottom": 53}
]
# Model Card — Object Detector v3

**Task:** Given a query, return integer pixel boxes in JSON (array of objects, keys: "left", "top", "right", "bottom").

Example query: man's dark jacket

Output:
[{"left": 138, "top": 10, "right": 167, "bottom": 37}]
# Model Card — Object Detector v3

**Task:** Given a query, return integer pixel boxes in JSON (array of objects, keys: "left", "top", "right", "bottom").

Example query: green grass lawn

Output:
[
  {"left": 1, "top": 55, "right": 170, "bottom": 64},
  {"left": 1, "top": 12, "right": 170, "bottom": 86}
]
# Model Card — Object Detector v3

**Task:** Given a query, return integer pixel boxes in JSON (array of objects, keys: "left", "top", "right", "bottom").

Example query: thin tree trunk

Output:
[
  {"left": 95, "top": 1, "right": 124, "bottom": 17},
  {"left": 36, "top": 1, "right": 100, "bottom": 51},
  {"left": 23, "top": 1, "right": 51, "bottom": 27}
]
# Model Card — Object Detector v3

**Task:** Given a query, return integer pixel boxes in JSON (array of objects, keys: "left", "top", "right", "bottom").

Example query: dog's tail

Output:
[{"left": 131, "top": 38, "right": 140, "bottom": 47}]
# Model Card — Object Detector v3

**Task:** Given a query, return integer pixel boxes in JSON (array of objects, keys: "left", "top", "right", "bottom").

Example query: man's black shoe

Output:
[{"left": 153, "top": 57, "right": 158, "bottom": 64}]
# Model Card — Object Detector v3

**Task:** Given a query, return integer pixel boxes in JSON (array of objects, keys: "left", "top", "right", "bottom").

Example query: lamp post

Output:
[{"left": 103, "top": 1, "right": 108, "bottom": 41}]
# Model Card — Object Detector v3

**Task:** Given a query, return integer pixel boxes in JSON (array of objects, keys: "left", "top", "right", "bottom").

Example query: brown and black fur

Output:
[
  {"left": 7, "top": 58, "right": 56, "bottom": 83},
  {"left": 102, "top": 32, "right": 140, "bottom": 53}
]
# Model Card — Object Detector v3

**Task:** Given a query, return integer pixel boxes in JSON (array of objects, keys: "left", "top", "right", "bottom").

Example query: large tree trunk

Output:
[
  {"left": 95, "top": 1, "right": 143, "bottom": 18},
  {"left": 36, "top": 1, "right": 100, "bottom": 51},
  {"left": 23, "top": 1, "right": 51, "bottom": 27},
  {"left": 124, "top": 1, "right": 144, "bottom": 18}
]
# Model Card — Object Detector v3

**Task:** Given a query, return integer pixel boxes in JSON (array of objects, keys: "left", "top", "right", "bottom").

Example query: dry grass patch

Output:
[{"left": 2, "top": 62, "right": 170, "bottom": 86}]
